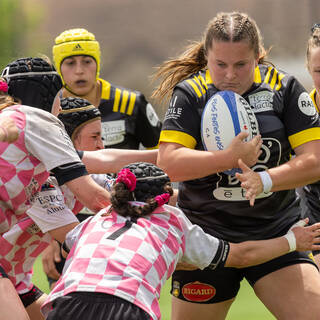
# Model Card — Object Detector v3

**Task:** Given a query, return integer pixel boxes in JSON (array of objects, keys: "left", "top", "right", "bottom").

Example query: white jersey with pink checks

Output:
[
  {"left": 0, "top": 105, "right": 80, "bottom": 235},
  {"left": 42, "top": 204, "right": 221, "bottom": 320},
  {"left": 0, "top": 174, "right": 114, "bottom": 294}
]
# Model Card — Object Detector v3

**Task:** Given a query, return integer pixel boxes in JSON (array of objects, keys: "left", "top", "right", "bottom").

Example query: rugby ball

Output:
[{"left": 201, "top": 90, "right": 259, "bottom": 175}]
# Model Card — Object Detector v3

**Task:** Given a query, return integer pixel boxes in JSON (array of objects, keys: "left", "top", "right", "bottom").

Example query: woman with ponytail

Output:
[
  {"left": 153, "top": 11, "right": 320, "bottom": 320},
  {"left": 42, "top": 162, "right": 320, "bottom": 320}
]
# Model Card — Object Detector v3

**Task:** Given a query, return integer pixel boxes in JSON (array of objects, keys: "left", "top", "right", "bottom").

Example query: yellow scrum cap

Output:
[{"left": 52, "top": 28, "right": 101, "bottom": 84}]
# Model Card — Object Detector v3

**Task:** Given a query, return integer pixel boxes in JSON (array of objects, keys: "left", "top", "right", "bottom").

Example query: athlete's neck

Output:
[{"left": 63, "top": 80, "right": 102, "bottom": 107}]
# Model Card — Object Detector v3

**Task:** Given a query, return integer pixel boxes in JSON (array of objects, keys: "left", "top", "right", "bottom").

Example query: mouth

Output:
[{"left": 75, "top": 80, "right": 87, "bottom": 86}]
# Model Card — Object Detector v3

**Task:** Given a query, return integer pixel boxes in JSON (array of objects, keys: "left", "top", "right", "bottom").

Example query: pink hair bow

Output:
[
  {"left": 0, "top": 81, "right": 8, "bottom": 93},
  {"left": 116, "top": 168, "right": 136, "bottom": 191},
  {"left": 155, "top": 193, "right": 170, "bottom": 206}
]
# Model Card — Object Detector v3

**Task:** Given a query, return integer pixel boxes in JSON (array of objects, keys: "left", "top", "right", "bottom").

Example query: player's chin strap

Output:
[{"left": 283, "top": 220, "right": 307, "bottom": 252}]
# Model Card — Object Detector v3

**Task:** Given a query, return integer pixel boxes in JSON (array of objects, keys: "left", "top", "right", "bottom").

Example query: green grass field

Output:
[{"left": 32, "top": 257, "right": 275, "bottom": 320}]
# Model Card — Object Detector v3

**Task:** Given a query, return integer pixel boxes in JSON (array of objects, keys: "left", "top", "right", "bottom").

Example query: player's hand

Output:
[
  {"left": 236, "top": 159, "right": 263, "bottom": 206},
  {"left": 41, "top": 240, "right": 61, "bottom": 280},
  {"left": 229, "top": 133, "right": 262, "bottom": 168},
  {"left": 291, "top": 219, "right": 320, "bottom": 252}
]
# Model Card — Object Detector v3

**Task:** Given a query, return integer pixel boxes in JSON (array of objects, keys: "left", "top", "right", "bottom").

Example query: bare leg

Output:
[
  {"left": 171, "top": 296, "right": 234, "bottom": 320},
  {"left": 26, "top": 293, "right": 48, "bottom": 320},
  {"left": 254, "top": 263, "right": 320, "bottom": 320},
  {"left": 0, "top": 277, "right": 30, "bottom": 320}
]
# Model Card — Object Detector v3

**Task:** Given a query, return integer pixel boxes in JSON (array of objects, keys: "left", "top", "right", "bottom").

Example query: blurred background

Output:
[
  {"left": 0, "top": 0, "right": 318, "bottom": 118},
  {"left": 1, "top": 1, "right": 318, "bottom": 319}
]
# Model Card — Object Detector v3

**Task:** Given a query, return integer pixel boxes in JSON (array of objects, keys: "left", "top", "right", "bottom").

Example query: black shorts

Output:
[
  {"left": 172, "top": 250, "right": 317, "bottom": 304},
  {"left": 19, "top": 285, "right": 44, "bottom": 308},
  {"left": 46, "top": 292, "right": 150, "bottom": 320}
]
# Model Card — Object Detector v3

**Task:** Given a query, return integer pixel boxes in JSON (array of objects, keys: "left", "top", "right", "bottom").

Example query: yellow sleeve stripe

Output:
[
  {"left": 113, "top": 88, "right": 121, "bottom": 112},
  {"left": 254, "top": 66, "right": 262, "bottom": 83},
  {"left": 275, "top": 73, "right": 285, "bottom": 91},
  {"left": 120, "top": 90, "right": 129, "bottom": 113},
  {"left": 159, "top": 130, "right": 197, "bottom": 149},
  {"left": 186, "top": 79, "right": 202, "bottom": 97},
  {"left": 127, "top": 92, "right": 136, "bottom": 115},
  {"left": 288, "top": 127, "right": 320, "bottom": 149}
]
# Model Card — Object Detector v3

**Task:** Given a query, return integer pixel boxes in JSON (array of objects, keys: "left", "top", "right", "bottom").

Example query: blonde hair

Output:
[
  {"left": 306, "top": 25, "right": 320, "bottom": 69},
  {"left": 152, "top": 12, "right": 267, "bottom": 101}
]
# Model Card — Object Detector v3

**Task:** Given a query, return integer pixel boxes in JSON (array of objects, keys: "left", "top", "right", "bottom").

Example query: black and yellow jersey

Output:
[
  {"left": 98, "top": 78, "right": 162, "bottom": 149},
  {"left": 299, "top": 89, "right": 320, "bottom": 226},
  {"left": 160, "top": 65, "right": 320, "bottom": 242}
]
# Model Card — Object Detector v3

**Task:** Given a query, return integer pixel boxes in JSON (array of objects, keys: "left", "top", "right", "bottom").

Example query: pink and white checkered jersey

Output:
[
  {"left": 0, "top": 105, "right": 80, "bottom": 235},
  {"left": 0, "top": 173, "right": 113, "bottom": 294},
  {"left": 42, "top": 204, "right": 222, "bottom": 320}
]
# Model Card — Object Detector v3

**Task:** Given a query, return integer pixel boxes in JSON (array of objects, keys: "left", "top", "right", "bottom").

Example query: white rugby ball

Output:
[{"left": 201, "top": 90, "right": 259, "bottom": 175}]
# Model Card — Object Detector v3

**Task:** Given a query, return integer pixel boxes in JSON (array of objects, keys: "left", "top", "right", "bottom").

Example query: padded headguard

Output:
[
  {"left": 1, "top": 57, "right": 62, "bottom": 112},
  {"left": 58, "top": 97, "right": 101, "bottom": 141},
  {"left": 53, "top": 28, "right": 100, "bottom": 84},
  {"left": 123, "top": 162, "right": 171, "bottom": 202}
]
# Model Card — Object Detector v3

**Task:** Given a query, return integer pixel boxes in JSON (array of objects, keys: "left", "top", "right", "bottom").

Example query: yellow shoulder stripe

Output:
[
  {"left": 254, "top": 66, "right": 262, "bottom": 83},
  {"left": 159, "top": 130, "right": 197, "bottom": 149},
  {"left": 288, "top": 127, "right": 320, "bottom": 149},
  {"left": 99, "top": 78, "right": 111, "bottom": 100}
]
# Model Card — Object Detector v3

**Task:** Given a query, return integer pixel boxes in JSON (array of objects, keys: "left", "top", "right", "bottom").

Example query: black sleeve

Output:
[
  {"left": 51, "top": 162, "right": 88, "bottom": 186},
  {"left": 135, "top": 93, "right": 162, "bottom": 148},
  {"left": 207, "top": 240, "right": 230, "bottom": 270}
]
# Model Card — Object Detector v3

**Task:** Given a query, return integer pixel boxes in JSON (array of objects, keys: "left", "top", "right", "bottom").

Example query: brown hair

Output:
[
  {"left": 152, "top": 11, "right": 267, "bottom": 101},
  {"left": 110, "top": 182, "right": 173, "bottom": 218},
  {"left": 306, "top": 25, "right": 320, "bottom": 69},
  {"left": 0, "top": 78, "right": 19, "bottom": 111}
]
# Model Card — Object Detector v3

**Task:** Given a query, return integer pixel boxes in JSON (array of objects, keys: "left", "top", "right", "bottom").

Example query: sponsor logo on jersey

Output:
[
  {"left": 298, "top": 92, "right": 317, "bottom": 116},
  {"left": 248, "top": 91, "right": 274, "bottom": 113},
  {"left": 41, "top": 183, "right": 56, "bottom": 191},
  {"left": 59, "top": 128, "right": 75, "bottom": 149},
  {"left": 72, "top": 43, "right": 84, "bottom": 52},
  {"left": 182, "top": 281, "right": 216, "bottom": 302},
  {"left": 213, "top": 186, "right": 272, "bottom": 201},
  {"left": 101, "top": 120, "right": 125, "bottom": 146},
  {"left": 164, "top": 95, "right": 182, "bottom": 121},
  {"left": 26, "top": 223, "right": 41, "bottom": 235},
  {"left": 172, "top": 281, "right": 180, "bottom": 297},
  {"left": 146, "top": 103, "right": 160, "bottom": 127},
  {"left": 25, "top": 178, "right": 40, "bottom": 200}
]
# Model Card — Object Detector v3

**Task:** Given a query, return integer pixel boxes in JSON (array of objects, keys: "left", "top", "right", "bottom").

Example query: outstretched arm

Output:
[
  {"left": 82, "top": 149, "right": 158, "bottom": 174},
  {"left": 226, "top": 219, "right": 320, "bottom": 268},
  {"left": 177, "top": 219, "right": 320, "bottom": 271}
]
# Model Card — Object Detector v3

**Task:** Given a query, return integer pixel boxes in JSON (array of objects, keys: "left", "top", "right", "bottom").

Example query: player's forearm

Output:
[
  {"left": 65, "top": 175, "right": 110, "bottom": 212},
  {"left": 268, "top": 153, "right": 320, "bottom": 192},
  {"left": 83, "top": 149, "right": 158, "bottom": 174},
  {"left": 226, "top": 237, "right": 289, "bottom": 268},
  {"left": 157, "top": 144, "right": 235, "bottom": 182}
]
